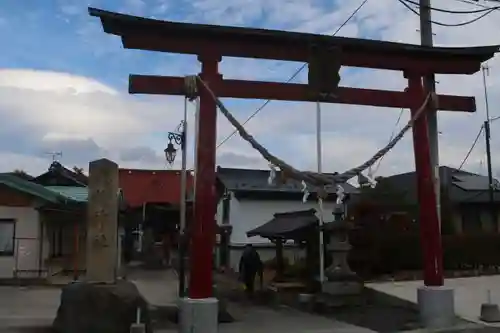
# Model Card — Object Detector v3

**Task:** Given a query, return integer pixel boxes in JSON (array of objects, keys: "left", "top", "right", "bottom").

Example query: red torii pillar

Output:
[
  {"left": 89, "top": 7, "right": 498, "bottom": 328},
  {"left": 190, "top": 54, "right": 221, "bottom": 297}
]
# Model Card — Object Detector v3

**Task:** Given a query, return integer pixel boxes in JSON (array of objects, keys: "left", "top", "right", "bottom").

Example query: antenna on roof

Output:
[{"left": 45, "top": 151, "right": 63, "bottom": 162}]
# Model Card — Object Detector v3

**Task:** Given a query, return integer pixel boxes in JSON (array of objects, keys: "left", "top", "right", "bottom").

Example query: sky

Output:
[{"left": 0, "top": 0, "right": 500, "bottom": 180}]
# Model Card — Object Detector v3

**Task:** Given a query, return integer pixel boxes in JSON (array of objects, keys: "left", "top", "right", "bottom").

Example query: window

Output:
[
  {"left": 0, "top": 219, "right": 15, "bottom": 256},
  {"left": 50, "top": 227, "right": 63, "bottom": 258}
]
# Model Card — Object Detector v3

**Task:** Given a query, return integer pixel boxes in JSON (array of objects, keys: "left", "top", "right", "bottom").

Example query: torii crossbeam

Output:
[{"left": 89, "top": 6, "right": 497, "bottom": 305}]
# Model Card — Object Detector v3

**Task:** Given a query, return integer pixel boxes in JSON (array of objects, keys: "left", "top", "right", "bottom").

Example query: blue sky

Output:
[
  {"left": 0, "top": 0, "right": 384, "bottom": 89},
  {"left": 0, "top": 0, "right": 499, "bottom": 177}
]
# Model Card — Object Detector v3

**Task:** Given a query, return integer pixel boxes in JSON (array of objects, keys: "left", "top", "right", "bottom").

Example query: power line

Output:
[
  {"left": 458, "top": 125, "right": 484, "bottom": 170},
  {"left": 403, "top": 0, "right": 498, "bottom": 13},
  {"left": 398, "top": 0, "right": 496, "bottom": 26},
  {"left": 452, "top": 0, "right": 493, "bottom": 9},
  {"left": 216, "top": 0, "right": 370, "bottom": 149},
  {"left": 373, "top": 108, "right": 405, "bottom": 174}
]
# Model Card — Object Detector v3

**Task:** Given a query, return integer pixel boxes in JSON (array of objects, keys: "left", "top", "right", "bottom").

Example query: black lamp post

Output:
[
  {"left": 164, "top": 121, "right": 188, "bottom": 298},
  {"left": 164, "top": 122, "right": 185, "bottom": 165}
]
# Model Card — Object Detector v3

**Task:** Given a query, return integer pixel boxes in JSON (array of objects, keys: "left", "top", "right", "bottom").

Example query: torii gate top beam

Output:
[{"left": 89, "top": 7, "right": 498, "bottom": 75}]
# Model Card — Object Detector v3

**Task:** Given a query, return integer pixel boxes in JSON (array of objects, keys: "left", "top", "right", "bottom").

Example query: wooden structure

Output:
[
  {"left": 247, "top": 209, "right": 319, "bottom": 284},
  {"left": 89, "top": 7, "right": 498, "bottom": 298}
]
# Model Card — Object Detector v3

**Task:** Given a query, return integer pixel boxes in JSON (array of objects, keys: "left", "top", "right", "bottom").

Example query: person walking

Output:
[{"left": 238, "top": 244, "right": 263, "bottom": 298}]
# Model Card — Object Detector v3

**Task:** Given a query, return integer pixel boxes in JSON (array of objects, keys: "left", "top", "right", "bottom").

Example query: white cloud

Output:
[
  {"left": 0, "top": 69, "right": 117, "bottom": 95},
  {"left": 3, "top": 0, "right": 500, "bottom": 182}
]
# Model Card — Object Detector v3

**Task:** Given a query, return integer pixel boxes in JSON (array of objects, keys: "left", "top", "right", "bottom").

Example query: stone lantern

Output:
[{"left": 322, "top": 203, "right": 362, "bottom": 296}]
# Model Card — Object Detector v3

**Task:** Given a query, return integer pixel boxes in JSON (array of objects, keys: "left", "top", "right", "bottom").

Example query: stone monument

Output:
[
  {"left": 53, "top": 159, "right": 152, "bottom": 333},
  {"left": 86, "top": 158, "right": 119, "bottom": 283}
]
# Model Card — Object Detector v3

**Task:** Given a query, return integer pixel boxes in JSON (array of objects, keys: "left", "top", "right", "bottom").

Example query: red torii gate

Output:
[{"left": 89, "top": 8, "right": 498, "bottom": 299}]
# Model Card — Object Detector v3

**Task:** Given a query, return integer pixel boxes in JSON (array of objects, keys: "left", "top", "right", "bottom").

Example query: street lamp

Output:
[
  {"left": 164, "top": 118, "right": 188, "bottom": 298},
  {"left": 164, "top": 142, "right": 177, "bottom": 165},
  {"left": 164, "top": 122, "right": 185, "bottom": 165}
]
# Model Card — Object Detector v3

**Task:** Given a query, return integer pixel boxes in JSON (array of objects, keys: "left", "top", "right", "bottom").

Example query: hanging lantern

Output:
[{"left": 164, "top": 142, "right": 177, "bottom": 165}]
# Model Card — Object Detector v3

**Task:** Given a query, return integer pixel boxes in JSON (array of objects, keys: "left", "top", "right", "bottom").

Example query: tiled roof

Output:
[
  {"left": 216, "top": 167, "right": 358, "bottom": 194},
  {"left": 118, "top": 168, "right": 193, "bottom": 208},
  {"left": 452, "top": 174, "right": 500, "bottom": 191},
  {"left": 5, "top": 172, "right": 34, "bottom": 181},
  {"left": 45, "top": 186, "right": 89, "bottom": 203},
  {"left": 33, "top": 161, "right": 88, "bottom": 186},
  {"left": 0, "top": 174, "right": 64, "bottom": 203},
  {"left": 45, "top": 186, "right": 126, "bottom": 206},
  {"left": 378, "top": 166, "right": 500, "bottom": 203},
  {"left": 247, "top": 209, "right": 318, "bottom": 239}
]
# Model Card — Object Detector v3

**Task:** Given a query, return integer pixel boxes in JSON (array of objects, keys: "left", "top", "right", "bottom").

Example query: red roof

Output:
[{"left": 118, "top": 168, "right": 193, "bottom": 208}]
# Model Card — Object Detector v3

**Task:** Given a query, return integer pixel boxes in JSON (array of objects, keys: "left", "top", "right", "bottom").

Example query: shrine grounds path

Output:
[{"left": 3, "top": 269, "right": 500, "bottom": 332}]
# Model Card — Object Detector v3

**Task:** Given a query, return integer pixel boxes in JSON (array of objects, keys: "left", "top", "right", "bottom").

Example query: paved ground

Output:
[
  {"left": 0, "top": 286, "right": 60, "bottom": 329},
  {"left": 130, "top": 268, "right": 375, "bottom": 332},
  {"left": 127, "top": 266, "right": 179, "bottom": 307},
  {"left": 157, "top": 304, "right": 375, "bottom": 333},
  {"left": 367, "top": 275, "right": 500, "bottom": 327},
  {"left": 3, "top": 271, "right": 500, "bottom": 332}
]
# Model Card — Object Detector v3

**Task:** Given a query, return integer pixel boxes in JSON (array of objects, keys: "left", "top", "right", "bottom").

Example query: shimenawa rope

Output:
[{"left": 184, "top": 75, "right": 434, "bottom": 190}]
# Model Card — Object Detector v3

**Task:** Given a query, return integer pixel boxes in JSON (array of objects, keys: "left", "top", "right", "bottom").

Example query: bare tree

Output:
[
  {"left": 13, "top": 169, "right": 28, "bottom": 176},
  {"left": 72, "top": 166, "right": 84, "bottom": 175}
]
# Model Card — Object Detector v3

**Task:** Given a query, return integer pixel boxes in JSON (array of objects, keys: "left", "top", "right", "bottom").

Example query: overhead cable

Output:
[
  {"left": 216, "top": 0, "right": 370, "bottom": 149},
  {"left": 373, "top": 108, "right": 405, "bottom": 174},
  {"left": 403, "top": 0, "right": 499, "bottom": 13},
  {"left": 398, "top": 0, "right": 496, "bottom": 26},
  {"left": 452, "top": 0, "right": 494, "bottom": 9},
  {"left": 458, "top": 125, "right": 484, "bottom": 170}
]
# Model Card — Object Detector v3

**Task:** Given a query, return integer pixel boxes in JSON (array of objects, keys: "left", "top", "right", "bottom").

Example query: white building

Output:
[
  {"left": 0, "top": 168, "right": 124, "bottom": 283},
  {"left": 214, "top": 167, "right": 358, "bottom": 272}
]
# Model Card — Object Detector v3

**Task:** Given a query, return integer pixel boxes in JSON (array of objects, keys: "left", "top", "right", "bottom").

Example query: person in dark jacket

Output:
[{"left": 239, "top": 244, "right": 263, "bottom": 297}]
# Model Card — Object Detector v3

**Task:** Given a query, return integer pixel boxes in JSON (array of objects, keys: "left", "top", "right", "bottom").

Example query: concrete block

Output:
[
  {"left": 480, "top": 303, "right": 500, "bottom": 323},
  {"left": 418, "top": 285, "right": 455, "bottom": 329},
  {"left": 179, "top": 297, "right": 218, "bottom": 333}
]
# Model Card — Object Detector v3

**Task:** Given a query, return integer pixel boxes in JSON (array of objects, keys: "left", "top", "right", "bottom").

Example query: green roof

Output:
[
  {"left": 45, "top": 186, "right": 88, "bottom": 203},
  {"left": 0, "top": 174, "right": 125, "bottom": 206},
  {"left": 0, "top": 173, "right": 64, "bottom": 203},
  {"left": 46, "top": 186, "right": 125, "bottom": 205}
]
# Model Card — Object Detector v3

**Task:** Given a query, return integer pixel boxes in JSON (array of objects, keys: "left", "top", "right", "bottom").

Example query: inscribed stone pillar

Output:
[{"left": 86, "top": 158, "right": 119, "bottom": 283}]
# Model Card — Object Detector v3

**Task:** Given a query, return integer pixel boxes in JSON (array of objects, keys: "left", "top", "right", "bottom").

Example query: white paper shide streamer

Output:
[
  {"left": 301, "top": 180, "right": 310, "bottom": 203},
  {"left": 335, "top": 185, "right": 345, "bottom": 205},
  {"left": 268, "top": 163, "right": 277, "bottom": 185}
]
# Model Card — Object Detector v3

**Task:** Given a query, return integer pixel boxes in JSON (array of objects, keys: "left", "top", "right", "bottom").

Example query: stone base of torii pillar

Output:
[
  {"left": 179, "top": 297, "right": 218, "bottom": 333},
  {"left": 418, "top": 286, "right": 455, "bottom": 328}
]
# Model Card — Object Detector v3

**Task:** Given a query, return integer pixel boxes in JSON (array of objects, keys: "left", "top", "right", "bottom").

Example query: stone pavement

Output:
[
  {"left": 5, "top": 270, "right": 500, "bottom": 332},
  {"left": 367, "top": 275, "right": 500, "bottom": 327},
  {"left": 157, "top": 304, "right": 376, "bottom": 333},
  {"left": 128, "top": 268, "right": 375, "bottom": 332},
  {"left": 0, "top": 286, "right": 60, "bottom": 328},
  {"left": 127, "top": 267, "right": 179, "bottom": 307}
]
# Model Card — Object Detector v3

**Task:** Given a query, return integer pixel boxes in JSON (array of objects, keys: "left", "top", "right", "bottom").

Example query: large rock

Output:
[{"left": 53, "top": 281, "right": 152, "bottom": 333}]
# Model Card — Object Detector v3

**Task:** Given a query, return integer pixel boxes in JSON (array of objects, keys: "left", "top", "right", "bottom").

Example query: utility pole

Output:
[
  {"left": 419, "top": 0, "right": 440, "bottom": 224},
  {"left": 484, "top": 120, "right": 495, "bottom": 225},
  {"left": 482, "top": 64, "right": 497, "bottom": 230},
  {"left": 418, "top": 1, "right": 455, "bottom": 329},
  {"left": 316, "top": 101, "right": 325, "bottom": 286}
]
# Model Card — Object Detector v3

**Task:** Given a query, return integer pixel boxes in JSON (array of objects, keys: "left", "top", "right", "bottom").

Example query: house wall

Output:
[
  {"left": 216, "top": 193, "right": 338, "bottom": 272},
  {"left": 452, "top": 205, "right": 500, "bottom": 234},
  {"left": 0, "top": 185, "right": 47, "bottom": 279},
  {"left": 450, "top": 208, "right": 462, "bottom": 234},
  {"left": 42, "top": 210, "right": 87, "bottom": 276}
]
